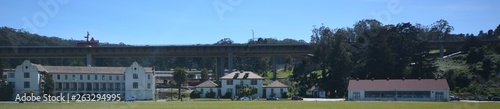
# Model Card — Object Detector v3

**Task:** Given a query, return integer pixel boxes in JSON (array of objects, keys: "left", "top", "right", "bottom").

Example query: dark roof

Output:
[
  {"left": 307, "top": 85, "right": 324, "bottom": 92},
  {"left": 220, "top": 71, "right": 263, "bottom": 80},
  {"left": 348, "top": 79, "right": 449, "bottom": 91},
  {"left": 265, "top": 80, "right": 288, "bottom": 88},
  {"left": 195, "top": 80, "right": 218, "bottom": 88}
]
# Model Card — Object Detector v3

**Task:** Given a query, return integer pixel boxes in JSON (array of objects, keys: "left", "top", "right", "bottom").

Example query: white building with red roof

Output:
[{"left": 347, "top": 79, "right": 449, "bottom": 101}]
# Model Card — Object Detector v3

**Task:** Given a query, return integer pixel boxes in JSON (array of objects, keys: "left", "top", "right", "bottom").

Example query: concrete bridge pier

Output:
[
  {"left": 439, "top": 43, "right": 444, "bottom": 58},
  {"left": 86, "top": 53, "right": 95, "bottom": 66},
  {"left": 215, "top": 53, "right": 234, "bottom": 81},
  {"left": 228, "top": 53, "right": 233, "bottom": 74},
  {"left": 272, "top": 56, "right": 277, "bottom": 80}
]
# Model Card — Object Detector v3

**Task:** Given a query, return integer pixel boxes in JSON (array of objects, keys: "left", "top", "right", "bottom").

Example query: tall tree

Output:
[
  {"left": 431, "top": 19, "right": 454, "bottom": 41},
  {"left": 284, "top": 55, "right": 293, "bottom": 72},
  {"left": 201, "top": 68, "right": 209, "bottom": 81},
  {"left": 173, "top": 67, "right": 187, "bottom": 101}
]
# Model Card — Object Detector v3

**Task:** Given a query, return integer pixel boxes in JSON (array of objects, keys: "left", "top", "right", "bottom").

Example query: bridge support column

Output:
[
  {"left": 227, "top": 53, "right": 233, "bottom": 73},
  {"left": 272, "top": 56, "right": 277, "bottom": 80},
  {"left": 439, "top": 43, "right": 444, "bottom": 58},
  {"left": 216, "top": 57, "right": 225, "bottom": 81},
  {"left": 86, "top": 53, "right": 95, "bottom": 66}
]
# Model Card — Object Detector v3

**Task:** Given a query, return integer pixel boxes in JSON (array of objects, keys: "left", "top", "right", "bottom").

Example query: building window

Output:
[
  {"left": 133, "top": 82, "right": 138, "bottom": 89},
  {"left": 57, "top": 75, "right": 60, "bottom": 80},
  {"left": 109, "top": 75, "right": 112, "bottom": 80},
  {"left": 24, "top": 82, "right": 30, "bottom": 88},
  {"left": 123, "top": 75, "right": 125, "bottom": 80},
  {"left": 9, "top": 82, "right": 15, "bottom": 88},
  {"left": 24, "top": 72, "right": 30, "bottom": 78},
  {"left": 251, "top": 80, "right": 257, "bottom": 85},
  {"left": 271, "top": 89, "right": 274, "bottom": 94},
  {"left": 227, "top": 88, "right": 233, "bottom": 94},
  {"left": 147, "top": 75, "right": 150, "bottom": 79},
  {"left": 80, "top": 75, "right": 83, "bottom": 80},
  {"left": 147, "top": 83, "right": 151, "bottom": 89},
  {"left": 280, "top": 88, "right": 283, "bottom": 94},
  {"left": 72, "top": 75, "right": 75, "bottom": 80},
  {"left": 116, "top": 76, "right": 119, "bottom": 80},
  {"left": 200, "top": 89, "right": 204, "bottom": 94},
  {"left": 102, "top": 75, "right": 105, "bottom": 80},
  {"left": 240, "top": 80, "right": 243, "bottom": 85},
  {"left": 65, "top": 75, "right": 68, "bottom": 80},
  {"left": 87, "top": 75, "right": 90, "bottom": 80},
  {"left": 8, "top": 73, "right": 14, "bottom": 78},
  {"left": 9, "top": 73, "right": 15, "bottom": 78},
  {"left": 94, "top": 75, "right": 97, "bottom": 80},
  {"left": 227, "top": 80, "right": 233, "bottom": 85},
  {"left": 133, "top": 74, "right": 138, "bottom": 79}
]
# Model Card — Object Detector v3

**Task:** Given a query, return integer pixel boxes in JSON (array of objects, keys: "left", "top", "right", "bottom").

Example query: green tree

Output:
[
  {"left": 201, "top": 68, "right": 209, "bottom": 81},
  {"left": 173, "top": 67, "right": 187, "bottom": 101},
  {"left": 284, "top": 55, "right": 293, "bottom": 72},
  {"left": 238, "top": 85, "right": 257, "bottom": 97},
  {"left": 40, "top": 71, "right": 54, "bottom": 95},
  {"left": 190, "top": 90, "right": 201, "bottom": 98},
  {"left": 0, "top": 81, "right": 14, "bottom": 101}
]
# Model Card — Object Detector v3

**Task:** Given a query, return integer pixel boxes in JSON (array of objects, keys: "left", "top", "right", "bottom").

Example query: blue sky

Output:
[{"left": 1, "top": 0, "right": 499, "bottom": 45}]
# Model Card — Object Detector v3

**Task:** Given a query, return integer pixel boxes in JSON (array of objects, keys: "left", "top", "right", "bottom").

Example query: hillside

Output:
[{"left": 436, "top": 44, "right": 500, "bottom": 99}]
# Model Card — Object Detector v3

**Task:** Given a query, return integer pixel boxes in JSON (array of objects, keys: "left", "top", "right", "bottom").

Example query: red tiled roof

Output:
[{"left": 348, "top": 79, "right": 449, "bottom": 91}]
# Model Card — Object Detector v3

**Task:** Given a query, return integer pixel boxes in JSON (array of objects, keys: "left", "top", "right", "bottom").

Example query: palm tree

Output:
[{"left": 173, "top": 67, "right": 187, "bottom": 101}]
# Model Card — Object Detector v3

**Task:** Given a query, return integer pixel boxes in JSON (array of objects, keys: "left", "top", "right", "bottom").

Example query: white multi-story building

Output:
[
  {"left": 5, "top": 60, "right": 155, "bottom": 100},
  {"left": 195, "top": 71, "right": 288, "bottom": 98},
  {"left": 220, "top": 71, "right": 264, "bottom": 98}
]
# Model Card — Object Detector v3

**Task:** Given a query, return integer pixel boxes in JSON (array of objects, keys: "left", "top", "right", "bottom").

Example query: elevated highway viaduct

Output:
[{"left": 0, "top": 44, "right": 312, "bottom": 80}]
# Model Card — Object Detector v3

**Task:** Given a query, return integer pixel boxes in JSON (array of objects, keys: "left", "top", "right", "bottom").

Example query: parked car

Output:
[
  {"left": 291, "top": 96, "right": 303, "bottom": 100},
  {"left": 266, "top": 97, "right": 279, "bottom": 100},
  {"left": 491, "top": 96, "right": 500, "bottom": 101},
  {"left": 240, "top": 97, "right": 250, "bottom": 101},
  {"left": 124, "top": 97, "right": 135, "bottom": 102},
  {"left": 449, "top": 96, "right": 461, "bottom": 101},
  {"left": 474, "top": 96, "right": 486, "bottom": 101}
]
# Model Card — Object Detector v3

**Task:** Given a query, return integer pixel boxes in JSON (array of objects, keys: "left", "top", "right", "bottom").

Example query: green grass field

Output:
[{"left": 3, "top": 101, "right": 499, "bottom": 109}]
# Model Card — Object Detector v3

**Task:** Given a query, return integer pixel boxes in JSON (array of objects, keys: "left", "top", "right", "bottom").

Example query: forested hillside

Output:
[{"left": 290, "top": 19, "right": 500, "bottom": 98}]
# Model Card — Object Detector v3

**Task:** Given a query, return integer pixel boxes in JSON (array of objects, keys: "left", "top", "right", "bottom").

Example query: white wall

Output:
[
  {"left": 125, "top": 62, "right": 154, "bottom": 100},
  {"left": 264, "top": 87, "right": 288, "bottom": 98},
  {"left": 348, "top": 90, "right": 450, "bottom": 101},
  {"left": 196, "top": 88, "right": 217, "bottom": 98},
  {"left": 12, "top": 60, "right": 41, "bottom": 96},
  {"left": 220, "top": 79, "right": 262, "bottom": 98}
]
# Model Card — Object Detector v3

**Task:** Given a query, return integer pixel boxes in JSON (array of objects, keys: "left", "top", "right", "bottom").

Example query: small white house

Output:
[
  {"left": 347, "top": 79, "right": 449, "bottom": 101},
  {"left": 194, "top": 80, "right": 218, "bottom": 98},
  {"left": 263, "top": 80, "right": 288, "bottom": 98}
]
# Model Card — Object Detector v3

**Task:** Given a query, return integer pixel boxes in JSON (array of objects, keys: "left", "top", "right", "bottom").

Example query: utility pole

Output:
[{"left": 251, "top": 30, "right": 254, "bottom": 43}]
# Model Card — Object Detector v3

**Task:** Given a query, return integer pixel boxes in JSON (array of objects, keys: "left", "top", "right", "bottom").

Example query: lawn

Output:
[{"left": 2, "top": 101, "right": 499, "bottom": 109}]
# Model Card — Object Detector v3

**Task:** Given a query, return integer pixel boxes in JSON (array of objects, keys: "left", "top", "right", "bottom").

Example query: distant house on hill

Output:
[{"left": 347, "top": 79, "right": 449, "bottom": 101}]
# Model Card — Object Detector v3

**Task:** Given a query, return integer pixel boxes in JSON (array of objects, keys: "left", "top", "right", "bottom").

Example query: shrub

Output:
[
  {"left": 190, "top": 91, "right": 200, "bottom": 98},
  {"left": 206, "top": 91, "right": 216, "bottom": 98},
  {"left": 281, "top": 92, "right": 288, "bottom": 98},
  {"left": 222, "top": 92, "right": 232, "bottom": 98}
]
